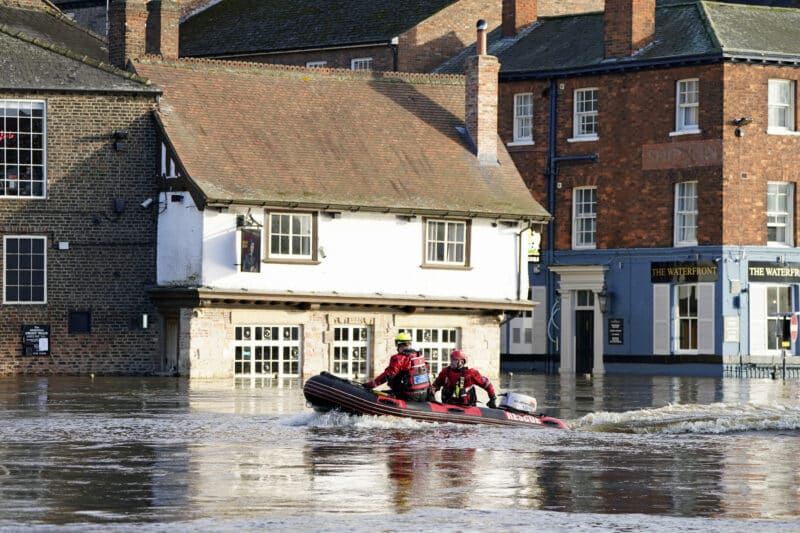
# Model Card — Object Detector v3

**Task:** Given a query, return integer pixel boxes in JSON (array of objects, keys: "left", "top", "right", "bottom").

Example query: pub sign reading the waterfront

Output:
[
  {"left": 651, "top": 261, "right": 719, "bottom": 283},
  {"left": 748, "top": 261, "right": 800, "bottom": 283}
]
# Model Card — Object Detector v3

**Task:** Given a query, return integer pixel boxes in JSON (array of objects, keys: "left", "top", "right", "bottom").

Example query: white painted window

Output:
[
  {"left": 573, "top": 88, "right": 598, "bottom": 139},
  {"left": 513, "top": 93, "right": 533, "bottom": 143},
  {"left": 234, "top": 325, "right": 301, "bottom": 377},
  {"left": 654, "top": 283, "right": 713, "bottom": 354},
  {"left": 332, "top": 326, "right": 370, "bottom": 379},
  {"left": 351, "top": 57, "right": 373, "bottom": 71},
  {"left": 675, "top": 78, "right": 699, "bottom": 133},
  {"left": 306, "top": 61, "right": 327, "bottom": 68},
  {"left": 768, "top": 79, "right": 795, "bottom": 132},
  {"left": 268, "top": 212, "right": 315, "bottom": 260},
  {"left": 1, "top": 100, "right": 46, "bottom": 198},
  {"left": 767, "top": 182, "right": 794, "bottom": 246},
  {"left": 676, "top": 285, "right": 698, "bottom": 351},
  {"left": 766, "top": 286, "right": 792, "bottom": 351},
  {"left": 425, "top": 219, "right": 468, "bottom": 266},
  {"left": 674, "top": 181, "right": 698, "bottom": 246},
  {"left": 399, "top": 327, "right": 458, "bottom": 376},
  {"left": 3, "top": 236, "right": 46, "bottom": 304},
  {"left": 572, "top": 187, "right": 597, "bottom": 249}
]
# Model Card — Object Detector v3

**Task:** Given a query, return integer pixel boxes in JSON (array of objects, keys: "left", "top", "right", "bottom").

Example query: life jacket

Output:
[
  {"left": 441, "top": 368, "right": 478, "bottom": 406},
  {"left": 389, "top": 350, "right": 431, "bottom": 401}
]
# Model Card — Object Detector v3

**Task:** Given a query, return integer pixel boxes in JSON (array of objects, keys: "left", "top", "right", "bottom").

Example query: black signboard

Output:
[
  {"left": 608, "top": 318, "right": 624, "bottom": 345},
  {"left": 748, "top": 261, "right": 800, "bottom": 283},
  {"left": 651, "top": 261, "right": 719, "bottom": 283},
  {"left": 22, "top": 325, "right": 50, "bottom": 356}
]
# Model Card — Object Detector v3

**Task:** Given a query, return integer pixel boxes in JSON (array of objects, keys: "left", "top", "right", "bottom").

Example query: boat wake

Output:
[{"left": 572, "top": 401, "right": 800, "bottom": 434}]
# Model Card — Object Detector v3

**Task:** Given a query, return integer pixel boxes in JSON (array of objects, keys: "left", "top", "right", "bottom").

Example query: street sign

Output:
[{"left": 791, "top": 314, "right": 798, "bottom": 342}]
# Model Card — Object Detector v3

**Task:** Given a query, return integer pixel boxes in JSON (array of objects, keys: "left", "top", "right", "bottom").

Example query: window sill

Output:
[
  {"left": 571, "top": 245, "right": 597, "bottom": 250},
  {"left": 262, "top": 258, "right": 321, "bottom": 265},
  {"left": 507, "top": 140, "right": 534, "bottom": 147},
  {"left": 669, "top": 129, "right": 701, "bottom": 137},
  {"left": 567, "top": 135, "right": 598, "bottom": 143},
  {"left": 766, "top": 242, "right": 793, "bottom": 248},
  {"left": 420, "top": 264, "right": 472, "bottom": 271},
  {"left": 766, "top": 129, "right": 800, "bottom": 136},
  {"left": 674, "top": 241, "right": 698, "bottom": 247}
]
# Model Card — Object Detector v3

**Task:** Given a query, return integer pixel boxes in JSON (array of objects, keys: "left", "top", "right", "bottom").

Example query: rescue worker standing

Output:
[
  {"left": 433, "top": 350, "right": 497, "bottom": 408},
  {"left": 363, "top": 333, "right": 433, "bottom": 402}
]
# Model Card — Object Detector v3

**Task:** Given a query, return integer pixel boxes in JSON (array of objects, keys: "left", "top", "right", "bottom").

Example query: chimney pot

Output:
[{"left": 476, "top": 19, "right": 488, "bottom": 55}]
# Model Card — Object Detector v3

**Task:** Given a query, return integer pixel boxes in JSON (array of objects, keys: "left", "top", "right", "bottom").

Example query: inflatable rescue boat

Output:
[{"left": 303, "top": 372, "right": 569, "bottom": 429}]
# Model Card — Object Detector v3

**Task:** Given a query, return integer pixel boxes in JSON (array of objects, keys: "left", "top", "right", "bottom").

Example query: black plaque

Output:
[
  {"left": 22, "top": 324, "right": 50, "bottom": 356},
  {"left": 608, "top": 318, "right": 624, "bottom": 345}
]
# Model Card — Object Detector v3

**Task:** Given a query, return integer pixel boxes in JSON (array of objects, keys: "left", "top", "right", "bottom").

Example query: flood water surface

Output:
[{"left": 0, "top": 374, "right": 799, "bottom": 532}]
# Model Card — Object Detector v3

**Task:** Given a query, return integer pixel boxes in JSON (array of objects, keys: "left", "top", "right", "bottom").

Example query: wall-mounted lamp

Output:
[
  {"left": 597, "top": 287, "right": 611, "bottom": 314},
  {"left": 323, "top": 211, "right": 342, "bottom": 219},
  {"left": 112, "top": 129, "right": 129, "bottom": 151},
  {"left": 236, "top": 209, "right": 262, "bottom": 229},
  {"left": 732, "top": 117, "right": 753, "bottom": 137}
]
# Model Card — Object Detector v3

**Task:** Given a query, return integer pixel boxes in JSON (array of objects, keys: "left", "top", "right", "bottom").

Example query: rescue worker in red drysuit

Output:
[
  {"left": 363, "top": 332, "right": 434, "bottom": 402},
  {"left": 433, "top": 350, "right": 497, "bottom": 408}
]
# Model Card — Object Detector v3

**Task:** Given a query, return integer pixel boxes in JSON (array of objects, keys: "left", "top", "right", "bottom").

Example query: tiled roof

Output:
[
  {"left": 0, "top": 2, "right": 107, "bottom": 62},
  {"left": 0, "top": 24, "right": 155, "bottom": 92},
  {"left": 493, "top": 1, "right": 800, "bottom": 77},
  {"left": 132, "top": 58, "right": 550, "bottom": 220},
  {"left": 180, "top": 0, "right": 459, "bottom": 57}
]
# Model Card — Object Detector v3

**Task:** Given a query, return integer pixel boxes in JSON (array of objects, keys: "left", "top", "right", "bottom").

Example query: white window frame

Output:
[
  {"left": 766, "top": 285, "right": 792, "bottom": 351},
  {"left": 570, "top": 88, "right": 598, "bottom": 141},
  {"left": 675, "top": 284, "right": 698, "bottom": 353},
  {"left": 1, "top": 99, "right": 46, "bottom": 198},
  {"left": 351, "top": 57, "right": 373, "bottom": 71},
  {"left": 674, "top": 181, "right": 698, "bottom": 246},
  {"left": 3, "top": 235, "right": 47, "bottom": 304},
  {"left": 267, "top": 211, "right": 316, "bottom": 260},
  {"left": 510, "top": 92, "right": 533, "bottom": 145},
  {"left": 306, "top": 61, "right": 327, "bottom": 68},
  {"left": 572, "top": 187, "right": 597, "bottom": 249},
  {"left": 399, "top": 327, "right": 458, "bottom": 376},
  {"left": 673, "top": 78, "right": 700, "bottom": 134},
  {"left": 424, "top": 218, "right": 469, "bottom": 267},
  {"left": 768, "top": 79, "right": 796, "bottom": 133},
  {"left": 234, "top": 325, "right": 301, "bottom": 377},
  {"left": 332, "top": 326, "right": 370, "bottom": 379},
  {"left": 767, "top": 182, "right": 794, "bottom": 247}
]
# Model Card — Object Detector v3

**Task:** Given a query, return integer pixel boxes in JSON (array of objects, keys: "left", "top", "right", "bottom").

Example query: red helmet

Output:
[{"left": 450, "top": 350, "right": 467, "bottom": 363}]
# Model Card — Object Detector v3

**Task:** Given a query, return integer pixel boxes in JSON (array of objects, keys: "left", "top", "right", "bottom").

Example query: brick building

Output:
[
  {"left": 0, "top": 0, "right": 161, "bottom": 375},
  {"left": 480, "top": 0, "right": 800, "bottom": 375}
]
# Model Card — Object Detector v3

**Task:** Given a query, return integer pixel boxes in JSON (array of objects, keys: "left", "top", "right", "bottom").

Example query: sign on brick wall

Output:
[{"left": 21, "top": 325, "right": 49, "bottom": 356}]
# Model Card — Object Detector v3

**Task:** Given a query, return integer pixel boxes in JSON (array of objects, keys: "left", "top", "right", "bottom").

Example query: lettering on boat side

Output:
[{"left": 503, "top": 411, "right": 539, "bottom": 424}]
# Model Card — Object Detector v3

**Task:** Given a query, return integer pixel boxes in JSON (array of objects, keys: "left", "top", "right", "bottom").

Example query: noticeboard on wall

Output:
[
  {"left": 22, "top": 324, "right": 50, "bottom": 356},
  {"left": 608, "top": 318, "right": 624, "bottom": 345}
]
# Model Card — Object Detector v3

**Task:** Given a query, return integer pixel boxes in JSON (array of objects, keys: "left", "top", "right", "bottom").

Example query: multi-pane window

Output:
[
  {"left": 425, "top": 219, "right": 468, "bottom": 266},
  {"left": 399, "top": 328, "right": 458, "bottom": 375},
  {"left": 573, "top": 88, "right": 598, "bottom": 139},
  {"left": 676, "top": 285, "right": 698, "bottom": 351},
  {"left": 767, "top": 286, "right": 792, "bottom": 350},
  {"left": 306, "top": 61, "right": 327, "bottom": 68},
  {"left": 351, "top": 58, "right": 373, "bottom": 71},
  {"left": 768, "top": 79, "right": 795, "bottom": 132},
  {"left": 3, "top": 236, "right": 46, "bottom": 304},
  {"left": 675, "top": 79, "right": 699, "bottom": 132},
  {"left": 268, "top": 212, "right": 315, "bottom": 260},
  {"left": 572, "top": 187, "right": 597, "bottom": 249},
  {"left": 332, "top": 326, "right": 370, "bottom": 379},
  {"left": 1, "top": 100, "right": 45, "bottom": 198},
  {"left": 234, "top": 325, "right": 301, "bottom": 377},
  {"left": 513, "top": 93, "right": 533, "bottom": 143},
  {"left": 767, "top": 182, "right": 794, "bottom": 246},
  {"left": 674, "top": 181, "right": 698, "bottom": 246}
]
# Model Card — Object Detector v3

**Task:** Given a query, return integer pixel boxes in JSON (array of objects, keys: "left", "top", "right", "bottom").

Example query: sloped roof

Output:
[
  {"left": 180, "top": 0, "right": 459, "bottom": 57},
  {"left": 0, "top": 24, "right": 156, "bottom": 92},
  {"left": 494, "top": 1, "right": 800, "bottom": 78},
  {"left": 0, "top": 2, "right": 107, "bottom": 61},
  {"left": 132, "top": 58, "right": 550, "bottom": 220}
]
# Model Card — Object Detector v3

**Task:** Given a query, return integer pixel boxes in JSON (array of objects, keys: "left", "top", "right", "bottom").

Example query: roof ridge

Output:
[
  {"left": 701, "top": 0, "right": 800, "bottom": 12},
  {"left": 135, "top": 55, "right": 467, "bottom": 86},
  {"left": 0, "top": 23, "right": 152, "bottom": 86},
  {"left": 2, "top": 0, "right": 108, "bottom": 44}
]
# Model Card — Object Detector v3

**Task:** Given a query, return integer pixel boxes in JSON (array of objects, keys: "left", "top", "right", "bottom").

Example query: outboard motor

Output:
[{"left": 498, "top": 392, "right": 537, "bottom": 415}]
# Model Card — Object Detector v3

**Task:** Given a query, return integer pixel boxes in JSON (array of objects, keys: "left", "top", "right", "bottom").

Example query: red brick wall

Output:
[
  {"left": 500, "top": 64, "right": 728, "bottom": 251},
  {"left": 722, "top": 63, "right": 800, "bottom": 247},
  {"left": 0, "top": 91, "right": 160, "bottom": 375},
  {"left": 109, "top": 0, "right": 147, "bottom": 69}
]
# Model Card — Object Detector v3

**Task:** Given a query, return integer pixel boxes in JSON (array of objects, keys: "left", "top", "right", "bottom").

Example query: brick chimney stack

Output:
[
  {"left": 603, "top": 0, "right": 656, "bottom": 58},
  {"left": 502, "top": 0, "right": 537, "bottom": 38},
  {"left": 465, "top": 20, "right": 500, "bottom": 166},
  {"left": 109, "top": 0, "right": 148, "bottom": 69},
  {"left": 147, "top": 0, "right": 181, "bottom": 59}
]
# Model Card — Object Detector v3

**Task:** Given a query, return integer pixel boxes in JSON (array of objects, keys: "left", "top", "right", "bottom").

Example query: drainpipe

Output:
[
  {"left": 390, "top": 36, "right": 399, "bottom": 71},
  {"left": 544, "top": 79, "right": 599, "bottom": 356}
]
